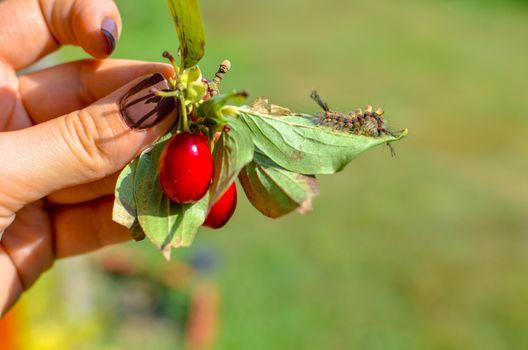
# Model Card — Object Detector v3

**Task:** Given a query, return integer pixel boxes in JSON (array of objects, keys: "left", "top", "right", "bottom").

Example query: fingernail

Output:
[
  {"left": 120, "top": 73, "right": 176, "bottom": 129},
  {"left": 101, "top": 17, "right": 118, "bottom": 55}
]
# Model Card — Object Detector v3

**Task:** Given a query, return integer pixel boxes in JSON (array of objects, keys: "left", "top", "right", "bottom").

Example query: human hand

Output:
[{"left": 0, "top": 0, "right": 177, "bottom": 315}]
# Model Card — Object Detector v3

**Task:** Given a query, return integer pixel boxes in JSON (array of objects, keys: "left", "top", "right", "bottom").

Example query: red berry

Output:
[
  {"left": 189, "top": 112, "right": 200, "bottom": 122},
  {"left": 159, "top": 133, "right": 213, "bottom": 203},
  {"left": 203, "top": 183, "right": 237, "bottom": 229}
]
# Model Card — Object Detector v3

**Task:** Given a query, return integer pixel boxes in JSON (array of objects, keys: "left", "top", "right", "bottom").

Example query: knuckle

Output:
[{"left": 60, "top": 109, "right": 111, "bottom": 178}]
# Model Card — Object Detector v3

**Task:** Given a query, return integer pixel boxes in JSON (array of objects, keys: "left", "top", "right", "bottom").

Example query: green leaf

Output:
[
  {"left": 210, "top": 116, "right": 254, "bottom": 204},
  {"left": 129, "top": 221, "right": 146, "bottom": 242},
  {"left": 181, "top": 66, "right": 206, "bottom": 105},
  {"left": 134, "top": 133, "right": 209, "bottom": 259},
  {"left": 238, "top": 110, "right": 407, "bottom": 174},
  {"left": 112, "top": 159, "right": 145, "bottom": 241},
  {"left": 239, "top": 151, "right": 320, "bottom": 218},
  {"left": 113, "top": 160, "right": 138, "bottom": 229},
  {"left": 186, "top": 65, "right": 201, "bottom": 83},
  {"left": 186, "top": 81, "right": 207, "bottom": 105},
  {"left": 196, "top": 91, "right": 248, "bottom": 124},
  {"left": 166, "top": 0, "right": 206, "bottom": 68}
]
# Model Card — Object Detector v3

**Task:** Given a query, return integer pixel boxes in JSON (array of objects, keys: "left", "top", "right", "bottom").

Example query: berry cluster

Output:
[
  {"left": 112, "top": 1, "right": 408, "bottom": 256},
  {"left": 157, "top": 56, "right": 237, "bottom": 229},
  {"left": 158, "top": 131, "right": 237, "bottom": 229}
]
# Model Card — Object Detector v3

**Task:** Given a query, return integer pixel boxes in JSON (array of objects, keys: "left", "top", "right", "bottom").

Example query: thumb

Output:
[{"left": 0, "top": 73, "right": 176, "bottom": 214}]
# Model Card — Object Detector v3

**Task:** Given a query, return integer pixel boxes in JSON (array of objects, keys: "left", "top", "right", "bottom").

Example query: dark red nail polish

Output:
[
  {"left": 120, "top": 73, "right": 176, "bottom": 129},
  {"left": 101, "top": 18, "right": 118, "bottom": 55}
]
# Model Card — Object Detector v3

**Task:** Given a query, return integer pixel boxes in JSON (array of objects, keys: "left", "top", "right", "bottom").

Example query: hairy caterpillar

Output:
[{"left": 310, "top": 91, "right": 397, "bottom": 156}]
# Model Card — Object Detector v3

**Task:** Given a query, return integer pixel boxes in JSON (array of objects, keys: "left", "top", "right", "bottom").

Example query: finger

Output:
[
  {"left": 47, "top": 172, "right": 119, "bottom": 205},
  {"left": 0, "top": 0, "right": 121, "bottom": 70},
  {"left": 0, "top": 245, "right": 24, "bottom": 316},
  {"left": 19, "top": 59, "right": 175, "bottom": 124},
  {"left": 52, "top": 196, "right": 131, "bottom": 258},
  {"left": 0, "top": 196, "right": 129, "bottom": 314},
  {"left": 1, "top": 201, "right": 53, "bottom": 315},
  {"left": 0, "top": 72, "right": 177, "bottom": 214}
]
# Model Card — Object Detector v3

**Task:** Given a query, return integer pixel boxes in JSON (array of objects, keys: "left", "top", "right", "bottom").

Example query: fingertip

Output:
[
  {"left": 116, "top": 73, "right": 177, "bottom": 130},
  {"left": 72, "top": 0, "right": 122, "bottom": 58},
  {"left": 101, "top": 17, "right": 118, "bottom": 56},
  {"left": 134, "top": 63, "right": 176, "bottom": 83}
]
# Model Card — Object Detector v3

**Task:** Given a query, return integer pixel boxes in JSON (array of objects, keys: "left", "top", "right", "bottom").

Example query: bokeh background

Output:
[{"left": 3, "top": 0, "right": 528, "bottom": 349}]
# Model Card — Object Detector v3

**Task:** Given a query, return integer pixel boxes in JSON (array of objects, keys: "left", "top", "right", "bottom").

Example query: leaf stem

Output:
[
  {"left": 179, "top": 96, "right": 189, "bottom": 133},
  {"left": 156, "top": 90, "right": 180, "bottom": 98},
  {"left": 163, "top": 51, "right": 179, "bottom": 79},
  {"left": 209, "top": 127, "right": 215, "bottom": 150},
  {"left": 208, "top": 60, "right": 231, "bottom": 96}
]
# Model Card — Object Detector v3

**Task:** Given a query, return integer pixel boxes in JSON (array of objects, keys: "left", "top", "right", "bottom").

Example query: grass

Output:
[{"left": 21, "top": 0, "right": 528, "bottom": 349}]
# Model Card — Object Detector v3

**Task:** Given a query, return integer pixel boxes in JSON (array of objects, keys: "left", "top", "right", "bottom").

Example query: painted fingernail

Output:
[
  {"left": 120, "top": 73, "right": 176, "bottom": 129},
  {"left": 101, "top": 17, "right": 118, "bottom": 55}
]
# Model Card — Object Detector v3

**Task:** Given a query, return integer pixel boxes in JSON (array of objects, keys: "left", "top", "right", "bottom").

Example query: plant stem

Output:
[
  {"left": 213, "top": 60, "right": 231, "bottom": 85},
  {"left": 179, "top": 96, "right": 189, "bottom": 133},
  {"left": 209, "top": 127, "right": 215, "bottom": 151},
  {"left": 163, "top": 51, "right": 179, "bottom": 77},
  {"left": 208, "top": 60, "right": 231, "bottom": 96},
  {"left": 156, "top": 90, "right": 180, "bottom": 98}
]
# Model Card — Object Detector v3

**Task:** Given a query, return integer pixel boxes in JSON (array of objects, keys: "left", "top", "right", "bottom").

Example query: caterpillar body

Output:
[{"left": 310, "top": 91, "right": 397, "bottom": 156}]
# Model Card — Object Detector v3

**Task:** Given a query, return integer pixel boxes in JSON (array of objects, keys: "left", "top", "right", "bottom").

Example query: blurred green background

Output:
[{"left": 16, "top": 0, "right": 528, "bottom": 349}]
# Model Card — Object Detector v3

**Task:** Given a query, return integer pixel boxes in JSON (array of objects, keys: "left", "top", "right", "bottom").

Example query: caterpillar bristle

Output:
[
  {"left": 310, "top": 90, "right": 331, "bottom": 112},
  {"left": 387, "top": 142, "right": 396, "bottom": 157}
]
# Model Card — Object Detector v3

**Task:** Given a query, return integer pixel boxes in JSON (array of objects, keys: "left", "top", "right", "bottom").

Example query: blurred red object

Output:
[
  {"left": 185, "top": 281, "right": 220, "bottom": 350},
  {"left": 0, "top": 306, "right": 20, "bottom": 350}
]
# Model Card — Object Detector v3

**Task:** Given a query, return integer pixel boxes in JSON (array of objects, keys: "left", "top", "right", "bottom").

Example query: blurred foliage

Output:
[{"left": 16, "top": 0, "right": 528, "bottom": 349}]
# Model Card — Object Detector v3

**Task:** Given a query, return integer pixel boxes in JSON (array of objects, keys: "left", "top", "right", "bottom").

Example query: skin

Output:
[{"left": 0, "top": 0, "right": 176, "bottom": 315}]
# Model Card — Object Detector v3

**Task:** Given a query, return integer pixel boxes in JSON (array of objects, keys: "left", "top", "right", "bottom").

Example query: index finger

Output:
[{"left": 19, "top": 59, "right": 175, "bottom": 124}]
